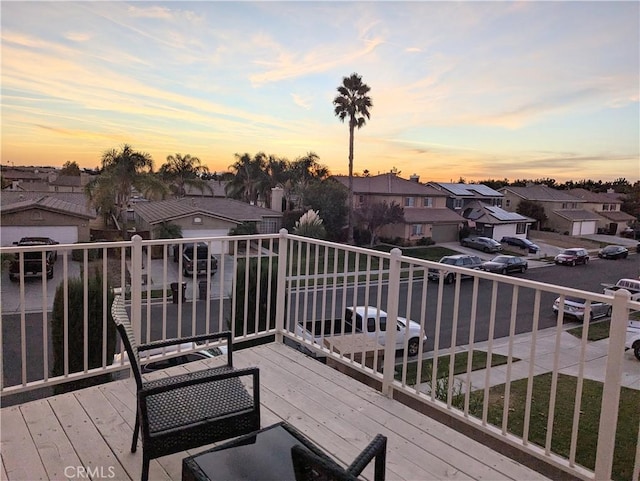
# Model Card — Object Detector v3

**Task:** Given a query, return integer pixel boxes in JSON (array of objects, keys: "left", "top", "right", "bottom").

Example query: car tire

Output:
[
  {"left": 520, "top": 265, "right": 526, "bottom": 273},
  {"left": 484, "top": 247, "right": 490, "bottom": 253},
  {"left": 571, "top": 260, "right": 576, "bottom": 267},
  {"left": 605, "top": 306, "right": 612, "bottom": 317},
  {"left": 501, "top": 268, "right": 507, "bottom": 275},
  {"left": 634, "top": 342, "right": 640, "bottom": 361},
  {"left": 445, "top": 273, "right": 454, "bottom": 285},
  {"left": 407, "top": 338, "right": 420, "bottom": 357},
  {"left": 47, "top": 268, "right": 54, "bottom": 280}
]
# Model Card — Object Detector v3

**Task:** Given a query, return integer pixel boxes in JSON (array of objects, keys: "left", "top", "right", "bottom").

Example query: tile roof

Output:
[
  {"left": 133, "top": 198, "right": 282, "bottom": 225},
  {"left": 566, "top": 188, "right": 623, "bottom": 204},
  {"left": 1, "top": 191, "right": 90, "bottom": 207},
  {"left": 553, "top": 209, "right": 602, "bottom": 221},
  {"left": 402, "top": 208, "right": 465, "bottom": 224},
  {"left": 0, "top": 195, "right": 95, "bottom": 218},
  {"left": 50, "top": 175, "right": 82, "bottom": 187},
  {"left": 500, "top": 185, "right": 583, "bottom": 202},
  {"left": 333, "top": 174, "right": 445, "bottom": 196},
  {"left": 598, "top": 210, "right": 635, "bottom": 222}
]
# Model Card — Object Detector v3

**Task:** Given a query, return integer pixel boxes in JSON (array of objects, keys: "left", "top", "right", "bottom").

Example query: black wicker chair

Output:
[
  {"left": 111, "top": 295, "right": 260, "bottom": 481},
  {"left": 291, "top": 434, "right": 387, "bottom": 481}
]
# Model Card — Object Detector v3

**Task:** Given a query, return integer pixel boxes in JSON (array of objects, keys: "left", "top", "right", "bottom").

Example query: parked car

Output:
[
  {"left": 481, "top": 255, "right": 528, "bottom": 274},
  {"left": 114, "top": 342, "right": 227, "bottom": 374},
  {"left": 9, "top": 237, "right": 59, "bottom": 281},
  {"left": 597, "top": 245, "right": 629, "bottom": 260},
  {"left": 460, "top": 236, "right": 502, "bottom": 253},
  {"left": 626, "top": 320, "right": 640, "bottom": 361},
  {"left": 500, "top": 236, "right": 540, "bottom": 254},
  {"left": 427, "top": 254, "right": 483, "bottom": 284},
  {"left": 554, "top": 248, "right": 589, "bottom": 266},
  {"left": 174, "top": 242, "right": 218, "bottom": 276},
  {"left": 552, "top": 296, "right": 612, "bottom": 322}
]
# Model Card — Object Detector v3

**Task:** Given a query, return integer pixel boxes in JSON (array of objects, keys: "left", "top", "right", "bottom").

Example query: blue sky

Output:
[{"left": 2, "top": 1, "right": 639, "bottom": 183}]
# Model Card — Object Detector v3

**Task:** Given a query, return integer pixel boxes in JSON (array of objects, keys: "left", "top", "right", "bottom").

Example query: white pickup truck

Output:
[
  {"left": 626, "top": 320, "right": 640, "bottom": 361},
  {"left": 602, "top": 278, "right": 640, "bottom": 301},
  {"left": 295, "top": 306, "right": 427, "bottom": 356}
]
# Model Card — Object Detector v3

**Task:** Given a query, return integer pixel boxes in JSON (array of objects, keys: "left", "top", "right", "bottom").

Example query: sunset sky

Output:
[{"left": 2, "top": 1, "right": 639, "bottom": 183}]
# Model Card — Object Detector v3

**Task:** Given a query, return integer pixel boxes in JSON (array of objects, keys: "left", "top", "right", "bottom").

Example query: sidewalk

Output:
[{"left": 417, "top": 327, "right": 640, "bottom": 394}]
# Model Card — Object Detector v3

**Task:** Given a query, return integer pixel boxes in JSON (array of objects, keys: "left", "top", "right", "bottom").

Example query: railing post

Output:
[
  {"left": 274, "top": 229, "right": 289, "bottom": 344},
  {"left": 594, "top": 289, "right": 630, "bottom": 480},
  {"left": 130, "top": 235, "right": 143, "bottom": 343},
  {"left": 382, "top": 248, "right": 402, "bottom": 396}
]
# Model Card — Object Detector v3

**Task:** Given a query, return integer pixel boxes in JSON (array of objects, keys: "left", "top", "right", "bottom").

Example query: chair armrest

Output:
[
  {"left": 347, "top": 434, "right": 387, "bottom": 481},
  {"left": 139, "top": 366, "right": 259, "bottom": 399},
  {"left": 138, "top": 331, "right": 234, "bottom": 365}
]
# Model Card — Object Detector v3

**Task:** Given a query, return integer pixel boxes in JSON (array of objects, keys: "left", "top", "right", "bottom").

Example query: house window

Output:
[
  {"left": 358, "top": 195, "right": 364, "bottom": 204},
  {"left": 453, "top": 199, "right": 463, "bottom": 209},
  {"left": 404, "top": 197, "right": 415, "bottom": 207},
  {"left": 193, "top": 217, "right": 202, "bottom": 224},
  {"left": 261, "top": 218, "right": 279, "bottom": 234},
  {"left": 516, "top": 223, "right": 526, "bottom": 234},
  {"left": 30, "top": 210, "right": 43, "bottom": 221},
  {"left": 423, "top": 197, "right": 433, "bottom": 208},
  {"left": 505, "top": 199, "right": 511, "bottom": 208},
  {"left": 411, "top": 224, "right": 423, "bottom": 236}
]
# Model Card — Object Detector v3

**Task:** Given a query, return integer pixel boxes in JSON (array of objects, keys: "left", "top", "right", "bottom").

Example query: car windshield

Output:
[
  {"left": 561, "top": 249, "right": 577, "bottom": 255},
  {"left": 492, "top": 256, "right": 510, "bottom": 263},
  {"left": 441, "top": 258, "right": 457, "bottom": 265}
]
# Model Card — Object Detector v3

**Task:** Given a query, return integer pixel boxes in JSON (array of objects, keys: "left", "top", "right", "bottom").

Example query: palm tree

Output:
[
  {"left": 333, "top": 73, "right": 372, "bottom": 244},
  {"left": 225, "top": 153, "right": 270, "bottom": 206},
  {"left": 158, "top": 153, "right": 212, "bottom": 197},
  {"left": 85, "top": 144, "right": 169, "bottom": 238}
]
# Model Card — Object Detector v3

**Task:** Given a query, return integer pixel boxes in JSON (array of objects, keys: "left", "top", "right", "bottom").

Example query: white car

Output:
[
  {"left": 552, "top": 296, "right": 612, "bottom": 322},
  {"left": 626, "top": 320, "right": 640, "bottom": 361}
]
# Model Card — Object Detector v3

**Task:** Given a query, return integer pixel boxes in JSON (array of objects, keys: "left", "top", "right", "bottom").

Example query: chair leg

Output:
[
  {"left": 141, "top": 453, "right": 150, "bottom": 481},
  {"left": 131, "top": 413, "right": 140, "bottom": 453}
]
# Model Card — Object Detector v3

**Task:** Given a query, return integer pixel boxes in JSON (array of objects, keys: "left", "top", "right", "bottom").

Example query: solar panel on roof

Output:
[{"left": 485, "top": 205, "right": 525, "bottom": 221}]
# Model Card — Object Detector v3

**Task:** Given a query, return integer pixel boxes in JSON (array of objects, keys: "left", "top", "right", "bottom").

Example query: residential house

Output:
[
  {"left": 461, "top": 200, "right": 535, "bottom": 241},
  {"left": 499, "top": 185, "right": 600, "bottom": 235},
  {"left": 566, "top": 188, "right": 635, "bottom": 235},
  {"left": 132, "top": 197, "right": 282, "bottom": 253},
  {"left": 333, "top": 173, "right": 465, "bottom": 243},
  {"left": 0, "top": 193, "right": 96, "bottom": 245},
  {"left": 428, "top": 182, "right": 503, "bottom": 211}
]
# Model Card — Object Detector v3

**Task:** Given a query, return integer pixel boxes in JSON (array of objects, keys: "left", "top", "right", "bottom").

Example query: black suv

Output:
[
  {"left": 174, "top": 242, "right": 218, "bottom": 276},
  {"left": 9, "top": 237, "right": 59, "bottom": 281}
]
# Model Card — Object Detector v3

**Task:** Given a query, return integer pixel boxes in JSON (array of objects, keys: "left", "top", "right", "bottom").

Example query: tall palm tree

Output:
[
  {"left": 159, "top": 153, "right": 212, "bottom": 197},
  {"left": 333, "top": 73, "right": 372, "bottom": 244},
  {"left": 85, "top": 144, "right": 169, "bottom": 238}
]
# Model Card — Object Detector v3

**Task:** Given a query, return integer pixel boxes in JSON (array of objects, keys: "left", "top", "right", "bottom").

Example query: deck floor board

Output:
[{"left": 1, "top": 343, "right": 551, "bottom": 481}]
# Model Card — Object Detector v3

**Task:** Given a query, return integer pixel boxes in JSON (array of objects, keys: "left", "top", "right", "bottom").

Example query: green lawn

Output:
[
  {"left": 395, "top": 350, "right": 514, "bottom": 385},
  {"left": 467, "top": 373, "right": 639, "bottom": 481},
  {"left": 566, "top": 320, "right": 611, "bottom": 341}
]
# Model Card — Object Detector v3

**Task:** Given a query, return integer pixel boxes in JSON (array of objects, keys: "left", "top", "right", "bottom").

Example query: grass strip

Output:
[
  {"left": 467, "top": 373, "right": 638, "bottom": 481},
  {"left": 566, "top": 320, "right": 611, "bottom": 341}
]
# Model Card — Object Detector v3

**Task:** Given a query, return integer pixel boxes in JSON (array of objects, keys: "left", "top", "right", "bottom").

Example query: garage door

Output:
[
  {"left": 1, "top": 226, "right": 78, "bottom": 246},
  {"left": 580, "top": 221, "right": 596, "bottom": 235},
  {"left": 181, "top": 229, "right": 229, "bottom": 254},
  {"left": 431, "top": 224, "right": 459, "bottom": 243}
]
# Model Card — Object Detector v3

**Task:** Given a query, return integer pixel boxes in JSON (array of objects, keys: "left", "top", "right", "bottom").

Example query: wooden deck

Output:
[{"left": 1, "top": 343, "right": 551, "bottom": 481}]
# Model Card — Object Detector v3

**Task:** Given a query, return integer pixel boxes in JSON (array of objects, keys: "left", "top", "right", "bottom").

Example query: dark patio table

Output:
[{"left": 182, "top": 422, "right": 327, "bottom": 481}]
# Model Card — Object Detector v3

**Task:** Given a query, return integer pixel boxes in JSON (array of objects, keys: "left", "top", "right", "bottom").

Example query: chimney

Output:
[
  {"left": 271, "top": 186, "right": 284, "bottom": 212},
  {"left": 410, "top": 174, "right": 420, "bottom": 183}
]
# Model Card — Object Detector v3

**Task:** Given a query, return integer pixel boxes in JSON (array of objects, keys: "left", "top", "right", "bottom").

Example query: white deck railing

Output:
[{"left": 1, "top": 231, "right": 638, "bottom": 480}]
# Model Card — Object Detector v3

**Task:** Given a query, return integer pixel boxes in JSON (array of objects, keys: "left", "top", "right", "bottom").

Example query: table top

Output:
[{"left": 182, "top": 422, "right": 322, "bottom": 481}]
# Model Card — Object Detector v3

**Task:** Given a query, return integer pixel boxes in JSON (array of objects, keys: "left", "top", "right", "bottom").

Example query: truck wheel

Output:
[
  {"left": 634, "top": 342, "right": 640, "bottom": 361},
  {"left": 47, "top": 268, "right": 54, "bottom": 280},
  {"left": 407, "top": 338, "right": 420, "bottom": 357},
  {"left": 445, "top": 273, "right": 454, "bottom": 284}
]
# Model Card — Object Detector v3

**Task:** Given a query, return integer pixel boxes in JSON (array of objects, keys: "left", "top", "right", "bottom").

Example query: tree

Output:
[
  {"left": 60, "top": 160, "right": 81, "bottom": 176},
  {"left": 333, "top": 73, "right": 373, "bottom": 244},
  {"left": 356, "top": 201, "right": 404, "bottom": 246},
  {"left": 225, "top": 153, "right": 270, "bottom": 206},
  {"left": 154, "top": 222, "right": 182, "bottom": 239},
  {"left": 158, "top": 153, "right": 212, "bottom": 197},
  {"left": 303, "top": 178, "right": 348, "bottom": 241},
  {"left": 85, "top": 144, "right": 169, "bottom": 237},
  {"left": 516, "top": 200, "right": 547, "bottom": 230}
]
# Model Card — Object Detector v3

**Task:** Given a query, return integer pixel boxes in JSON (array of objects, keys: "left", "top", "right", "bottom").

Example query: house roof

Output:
[
  {"left": 553, "top": 209, "right": 602, "bottom": 221},
  {"left": 0, "top": 195, "right": 95, "bottom": 219},
  {"left": 566, "top": 188, "right": 623, "bottom": 204},
  {"left": 332, "top": 174, "right": 446, "bottom": 196},
  {"left": 500, "top": 185, "right": 583, "bottom": 202},
  {"left": 431, "top": 183, "right": 503, "bottom": 198},
  {"left": 50, "top": 175, "right": 82, "bottom": 187},
  {"left": 402, "top": 208, "right": 465, "bottom": 224},
  {"left": 0, "top": 191, "right": 90, "bottom": 207},
  {"left": 461, "top": 201, "right": 533, "bottom": 225},
  {"left": 133, "top": 198, "right": 282, "bottom": 225},
  {"left": 597, "top": 210, "right": 635, "bottom": 222}
]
